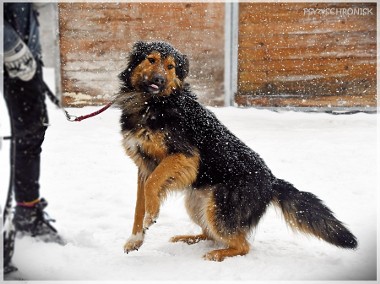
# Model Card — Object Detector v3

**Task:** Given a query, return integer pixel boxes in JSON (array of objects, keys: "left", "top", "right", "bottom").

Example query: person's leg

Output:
[
  {"left": 3, "top": 63, "right": 62, "bottom": 243},
  {"left": 4, "top": 62, "right": 48, "bottom": 204}
]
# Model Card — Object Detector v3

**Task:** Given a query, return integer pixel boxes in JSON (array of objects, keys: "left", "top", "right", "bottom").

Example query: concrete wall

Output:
[{"left": 37, "top": 3, "right": 58, "bottom": 68}]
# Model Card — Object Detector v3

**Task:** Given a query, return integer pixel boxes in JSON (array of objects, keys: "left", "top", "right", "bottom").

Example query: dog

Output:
[{"left": 115, "top": 41, "right": 357, "bottom": 261}]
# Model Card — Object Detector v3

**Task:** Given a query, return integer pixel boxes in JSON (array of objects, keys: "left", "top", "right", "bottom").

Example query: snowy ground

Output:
[{"left": 0, "top": 68, "right": 378, "bottom": 282}]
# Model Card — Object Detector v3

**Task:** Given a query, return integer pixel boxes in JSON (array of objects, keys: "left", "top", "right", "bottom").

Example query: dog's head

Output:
[{"left": 119, "top": 41, "right": 189, "bottom": 96}]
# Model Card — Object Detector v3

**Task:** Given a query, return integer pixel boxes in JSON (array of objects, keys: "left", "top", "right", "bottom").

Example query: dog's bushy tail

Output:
[{"left": 272, "top": 179, "right": 357, "bottom": 249}]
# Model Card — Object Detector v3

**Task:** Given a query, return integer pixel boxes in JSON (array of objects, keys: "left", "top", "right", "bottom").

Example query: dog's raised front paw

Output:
[{"left": 124, "top": 232, "right": 144, "bottom": 254}]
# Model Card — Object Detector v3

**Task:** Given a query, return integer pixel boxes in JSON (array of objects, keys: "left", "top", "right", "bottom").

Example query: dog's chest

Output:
[
  {"left": 123, "top": 128, "right": 167, "bottom": 156},
  {"left": 119, "top": 95, "right": 187, "bottom": 171},
  {"left": 120, "top": 98, "right": 169, "bottom": 131},
  {"left": 122, "top": 127, "right": 168, "bottom": 170}
]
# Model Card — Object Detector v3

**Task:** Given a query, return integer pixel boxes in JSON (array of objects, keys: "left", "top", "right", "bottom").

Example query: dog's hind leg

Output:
[
  {"left": 171, "top": 188, "right": 214, "bottom": 245},
  {"left": 143, "top": 153, "right": 200, "bottom": 230},
  {"left": 203, "top": 232, "right": 250, "bottom": 262},
  {"left": 124, "top": 171, "right": 146, "bottom": 253},
  {"left": 203, "top": 194, "right": 250, "bottom": 261}
]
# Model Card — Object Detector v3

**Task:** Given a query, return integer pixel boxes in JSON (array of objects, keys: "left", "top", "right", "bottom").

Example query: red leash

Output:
[
  {"left": 40, "top": 79, "right": 115, "bottom": 122},
  {"left": 64, "top": 101, "right": 114, "bottom": 122}
]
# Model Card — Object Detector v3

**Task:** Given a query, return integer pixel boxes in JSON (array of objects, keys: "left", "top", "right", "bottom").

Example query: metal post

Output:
[
  {"left": 53, "top": 3, "right": 62, "bottom": 105},
  {"left": 224, "top": 2, "right": 239, "bottom": 107}
]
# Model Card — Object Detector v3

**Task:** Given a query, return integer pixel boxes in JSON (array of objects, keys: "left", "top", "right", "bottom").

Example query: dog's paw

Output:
[
  {"left": 143, "top": 213, "right": 157, "bottom": 230},
  {"left": 203, "top": 251, "right": 224, "bottom": 262},
  {"left": 170, "top": 234, "right": 208, "bottom": 245},
  {"left": 124, "top": 232, "right": 144, "bottom": 254}
]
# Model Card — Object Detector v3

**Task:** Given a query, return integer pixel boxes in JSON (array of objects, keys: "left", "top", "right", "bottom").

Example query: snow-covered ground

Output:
[{"left": 1, "top": 69, "right": 377, "bottom": 282}]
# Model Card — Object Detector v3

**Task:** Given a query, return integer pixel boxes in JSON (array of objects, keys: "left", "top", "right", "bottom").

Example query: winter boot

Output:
[{"left": 13, "top": 198, "right": 65, "bottom": 244}]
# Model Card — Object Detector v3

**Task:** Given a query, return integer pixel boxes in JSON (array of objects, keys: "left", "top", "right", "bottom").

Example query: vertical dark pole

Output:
[{"left": 3, "top": 107, "right": 18, "bottom": 274}]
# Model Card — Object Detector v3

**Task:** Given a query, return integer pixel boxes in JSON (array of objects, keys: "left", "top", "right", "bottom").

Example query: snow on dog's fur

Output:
[{"left": 116, "top": 41, "right": 357, "bottom": 261}]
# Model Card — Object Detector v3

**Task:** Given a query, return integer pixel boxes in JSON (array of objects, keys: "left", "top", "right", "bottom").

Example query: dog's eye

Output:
[
  {"left": 148, "top": 58, "right": 155, "bottom": 64},
  {"left": 167, "top": 64, "right": 174, "bottom": 70}
]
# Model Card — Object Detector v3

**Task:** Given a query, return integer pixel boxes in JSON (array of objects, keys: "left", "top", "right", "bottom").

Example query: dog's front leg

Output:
[
  {"left": 124, "top": 171, "right": 146, "bottom": 253},
  {"left": 143, "top": 153, "right": 200, "bottom": 230}
]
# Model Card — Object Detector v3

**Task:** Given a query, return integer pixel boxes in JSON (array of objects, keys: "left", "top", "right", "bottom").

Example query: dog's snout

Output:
[{"left": 152, "top": 74, "right": 166, "bottom": 86}]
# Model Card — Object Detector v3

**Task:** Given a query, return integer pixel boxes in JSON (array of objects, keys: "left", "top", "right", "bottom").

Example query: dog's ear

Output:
[
  {"left": 118, "top": 66, "right": 132, "bottom": 92},
  {"left": 176, "top": 54, "right": 189, "bottom": 81},
  {"left": 119, "top": 41, "right": 149, "bottom": 91},
  {"left": 132, "top": 41, "right": 148, "bottom": 56},
  {"left": 131, "top": 41, "right": 149, "bottom": 62}
]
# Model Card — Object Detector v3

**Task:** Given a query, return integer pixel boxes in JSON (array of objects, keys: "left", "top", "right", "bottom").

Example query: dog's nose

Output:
[{"left": 152, "top": 74, "right": 166, "bottom": 86}]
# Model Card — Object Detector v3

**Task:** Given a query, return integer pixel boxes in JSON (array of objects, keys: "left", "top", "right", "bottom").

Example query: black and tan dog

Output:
[{"left": 116, "top": 41, "right": 357, "bottom": 261}]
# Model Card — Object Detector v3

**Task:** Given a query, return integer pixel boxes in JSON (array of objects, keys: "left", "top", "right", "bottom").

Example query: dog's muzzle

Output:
[{"left": 146, "top": 74, "right": 166, "bottom": 95}]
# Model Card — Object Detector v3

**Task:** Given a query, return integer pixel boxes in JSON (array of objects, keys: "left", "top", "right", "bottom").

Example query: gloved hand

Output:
[{"left": 4, "top": 38, "right": 37, "bottom": 81}]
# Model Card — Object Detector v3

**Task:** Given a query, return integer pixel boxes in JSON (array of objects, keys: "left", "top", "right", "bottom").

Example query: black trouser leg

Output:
[{"left": 3, "top": 63, "right": 48, "bottom": 203}]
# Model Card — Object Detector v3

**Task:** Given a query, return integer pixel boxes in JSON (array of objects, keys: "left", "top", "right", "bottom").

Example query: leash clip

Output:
[
  {"left": 64, "top": 110, "right": 78, "bottom": 122},
  {"left": 62, "top": 101, "right": 114, "bottom": 122}
]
